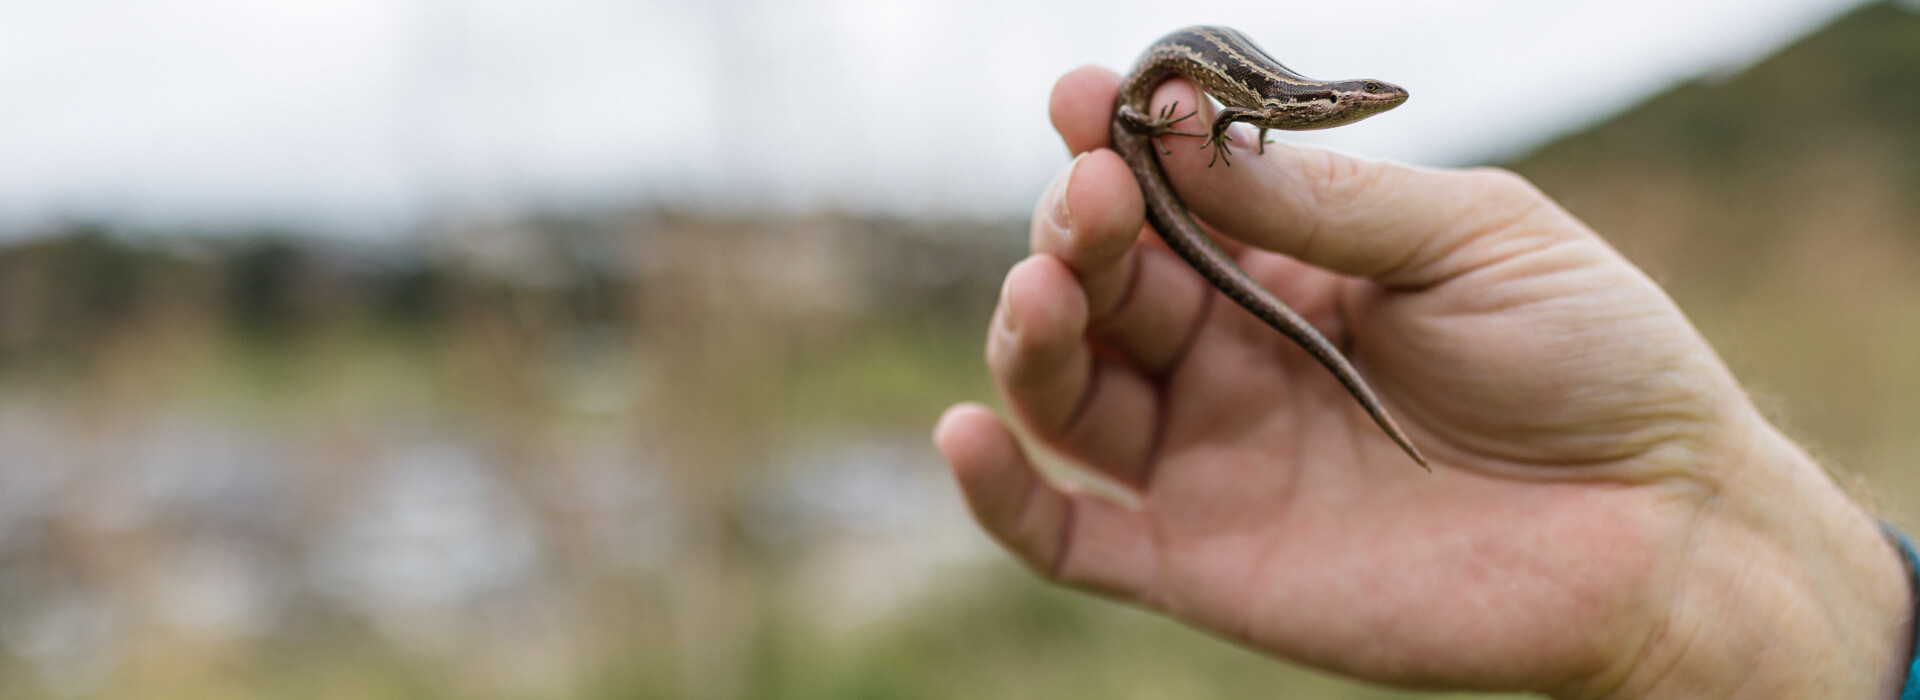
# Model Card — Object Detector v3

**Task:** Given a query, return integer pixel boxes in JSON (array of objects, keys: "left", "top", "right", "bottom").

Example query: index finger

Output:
[
  {"left": 1060, "top": 68, "right": 1597, "bottom": 289},
  {"left": 1050, "top": 66, "right": 1121, "bottom": 155}
]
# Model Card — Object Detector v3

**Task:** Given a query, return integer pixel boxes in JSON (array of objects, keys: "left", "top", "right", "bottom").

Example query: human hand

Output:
[{"left": 934, "top": 66, "right": 1911, "bottom": 698}]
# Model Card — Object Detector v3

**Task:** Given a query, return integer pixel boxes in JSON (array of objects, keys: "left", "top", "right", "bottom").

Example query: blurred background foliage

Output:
[{"left": 4, "top": 2, "right": 1920, "bottom": 699}]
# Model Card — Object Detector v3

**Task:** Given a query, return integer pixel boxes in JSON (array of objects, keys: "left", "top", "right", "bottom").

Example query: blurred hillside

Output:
[
  {"left": 1509, "top": 0, "right": 1920, "bottom": 491},
  {"left": 3, "top": 2, "right": 1920, "bottom": 699}
]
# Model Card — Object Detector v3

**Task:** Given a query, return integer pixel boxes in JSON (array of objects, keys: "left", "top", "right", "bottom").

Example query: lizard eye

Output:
[{"left": 1364, "top": 81, "right": 1382, "bottom": 92}]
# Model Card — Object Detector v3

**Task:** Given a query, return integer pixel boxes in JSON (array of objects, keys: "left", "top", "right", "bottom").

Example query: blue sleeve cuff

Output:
[{"left": 1879, "top": 523, "right": 1920, "bottom": 700}]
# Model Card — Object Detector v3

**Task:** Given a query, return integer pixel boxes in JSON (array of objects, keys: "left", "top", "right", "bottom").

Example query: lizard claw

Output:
[{"left": 1203, "top": 131, "right": 1235, "bottom": 167}]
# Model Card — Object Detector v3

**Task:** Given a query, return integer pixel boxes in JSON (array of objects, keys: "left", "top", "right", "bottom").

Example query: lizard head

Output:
[{"left": 1258, "top": 79, "right": 1408, "bottom": 130}]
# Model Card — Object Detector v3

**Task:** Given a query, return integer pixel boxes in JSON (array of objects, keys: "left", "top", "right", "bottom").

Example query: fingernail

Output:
[
  {"left": 995, "top": 266, "right": 1022, "bottom": 346},
  {"left": 1035, "top": 154, "right": 1083, "bottom": 250}
]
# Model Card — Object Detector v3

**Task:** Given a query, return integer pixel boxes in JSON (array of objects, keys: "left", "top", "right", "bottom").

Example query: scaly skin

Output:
[{"left": 1110, "top": 26, "right": 1421, "bottom": 466}]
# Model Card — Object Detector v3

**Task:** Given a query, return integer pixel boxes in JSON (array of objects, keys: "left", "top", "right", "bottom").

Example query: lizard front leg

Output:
[{"left": 1204, "top": 106, "right": 1260, "bottom": 167}]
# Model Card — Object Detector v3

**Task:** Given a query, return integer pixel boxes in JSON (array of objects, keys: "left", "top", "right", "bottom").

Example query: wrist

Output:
[{"left": 1595, "top": 416, "right": 1911, "bottom": 700}]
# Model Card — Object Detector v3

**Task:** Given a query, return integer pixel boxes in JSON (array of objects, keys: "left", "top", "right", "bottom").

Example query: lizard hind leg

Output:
[{"left": 1117, "top": 101, "right": 1205, "bottom": 155}]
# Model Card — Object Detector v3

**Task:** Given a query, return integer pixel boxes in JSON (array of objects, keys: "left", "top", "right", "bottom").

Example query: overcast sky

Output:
[{"left": 0, "top": 0, "right": 1891, "bottom": 237}]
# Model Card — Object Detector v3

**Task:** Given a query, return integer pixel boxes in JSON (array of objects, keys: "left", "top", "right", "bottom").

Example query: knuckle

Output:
[
  {"left": 1299, "top": 148, "right": 1388, "bottom": 214},
  {"left": 1463, "top": 166, "right": 1543, "bottom": 204},
  {"left": 1459, "top": 166, "right": 1557, "bottom": 235}
]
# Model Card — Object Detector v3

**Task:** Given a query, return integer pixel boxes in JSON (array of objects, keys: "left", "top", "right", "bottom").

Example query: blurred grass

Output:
[{"left": 589, "top": 567, "right": 1515, "bottom": 700}]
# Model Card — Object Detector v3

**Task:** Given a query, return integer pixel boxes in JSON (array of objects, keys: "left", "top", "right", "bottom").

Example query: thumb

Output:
[{"left": 1146, "top": 79, "right": 1581, "bottom": 288}]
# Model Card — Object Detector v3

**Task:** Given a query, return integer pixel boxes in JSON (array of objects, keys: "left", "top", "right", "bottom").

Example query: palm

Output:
[{"left": 1125, "top": 244, "right": 1727, "bottom": 686}]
